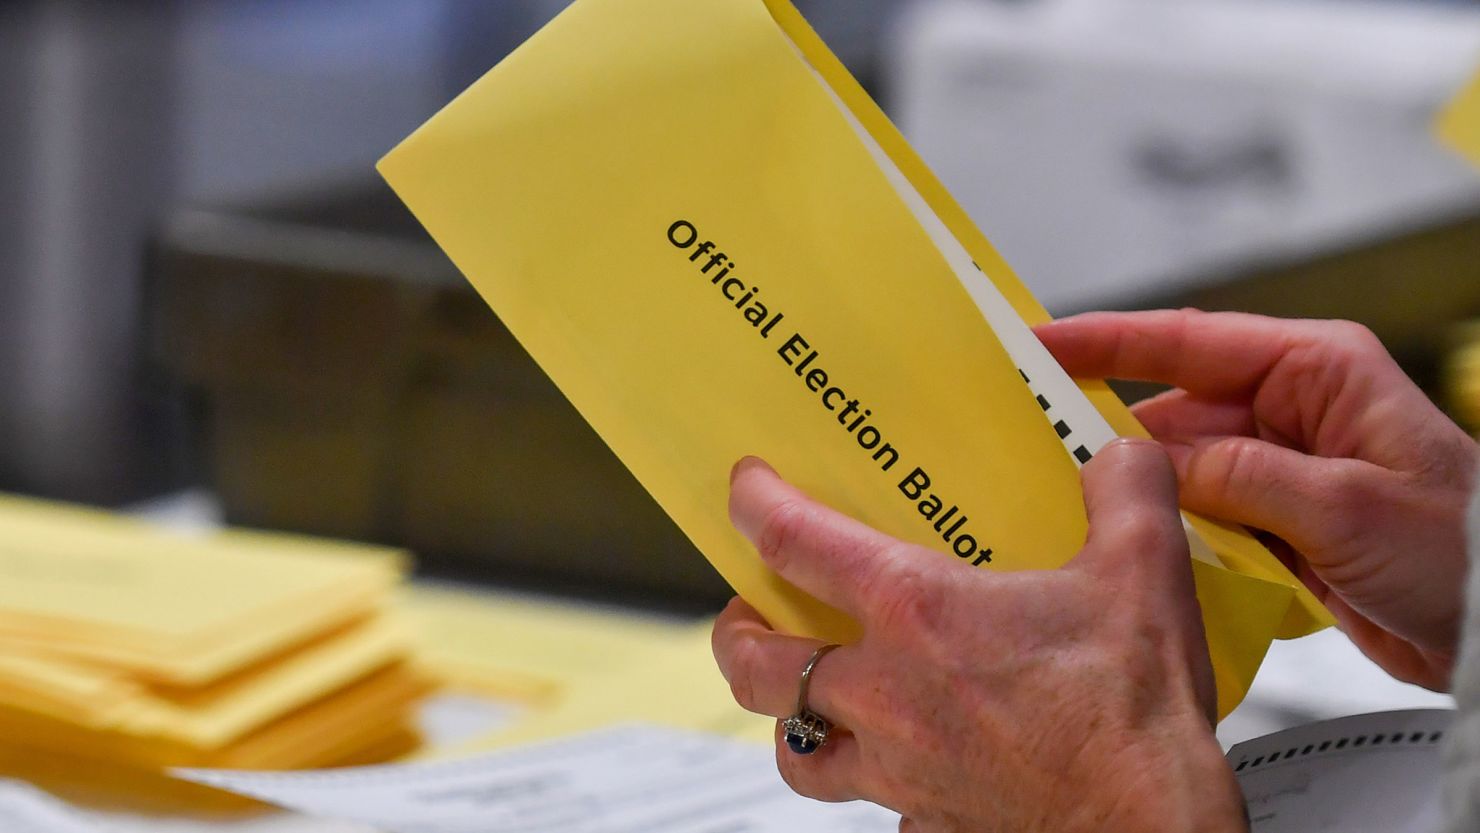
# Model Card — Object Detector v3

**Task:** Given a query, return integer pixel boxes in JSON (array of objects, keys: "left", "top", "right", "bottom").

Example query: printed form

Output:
[
  {"left": 1228, "top": 709, "right": 1451, "bottom": 832},
  {"left": 177, "top": 727, "right": 901, "bottom": 833}
]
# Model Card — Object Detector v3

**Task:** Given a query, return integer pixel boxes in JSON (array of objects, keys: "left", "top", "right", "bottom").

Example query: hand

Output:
[
  {"left": 713, "top": 443, "right": 1247, "bottom": 833},
  {"left": 1036, "top": 309, "right": 1480, "bottom": 690}
]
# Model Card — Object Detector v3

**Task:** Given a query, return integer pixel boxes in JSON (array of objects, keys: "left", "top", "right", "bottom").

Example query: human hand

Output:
[
  {"left": 713, "top": 442, "right": 1247, "bottom": 833},
  {"left": 1036, "top": 309, "right": 1480, "bottom": 690}
]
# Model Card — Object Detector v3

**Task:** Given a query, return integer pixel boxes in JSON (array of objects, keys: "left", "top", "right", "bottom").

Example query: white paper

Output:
[
  {"left": 1228, "top": 708, "right": 1452, "bottom": 832},
  {"left": 175, "top": 726, "right": 901, "bottom": 833},
  {"left": 415, "top": 692, "right": 523, "bottom": 749},
  {"left": 0, "top": 780, "right": 108, "bottom": 833}
]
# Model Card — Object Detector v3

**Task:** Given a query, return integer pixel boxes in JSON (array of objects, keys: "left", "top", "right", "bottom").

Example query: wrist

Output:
[
  {"left": 1094, "top": 728, "right": 1247, "bottom": 833},
  {"left": 1170, "top": 734, "right": 1249, "bottom": 833},
  {"left": 1182, "top": 749, "right": 1250, "bottom": 833}
]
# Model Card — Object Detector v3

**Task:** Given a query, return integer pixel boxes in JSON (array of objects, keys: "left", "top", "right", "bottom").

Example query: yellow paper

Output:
[
  {"left": 379, "top": 0, "right": 1328, "bottom": 717},
  {"left": 395, "top": 584, "right": 695, "bottom": 704},
  {"left": 0, "top": 494, "right": 406, "bottom": 685},
  {"left": 394, "top": 586, "right": 771, "bottom": 757},
  {"left": 0, "top": 654, "right": 141, "bottom": 729},
  {"left": 449, "top": 622, "right": 776, "bottom": 756},
  {"left": 126, "top": 617, "right": 409, "bottom": 749},
  {"left": 0, "top": 616, "right": 409, "bottom": 749},
  {"left": 0, "top": 662, "right": 429, "bottom": 770},
  {"left": 1439, "top": 68, "right": 1480, "bottom": 167}
]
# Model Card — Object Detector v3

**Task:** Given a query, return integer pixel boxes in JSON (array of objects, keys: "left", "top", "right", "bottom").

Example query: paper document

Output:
[
  {"left": 395, "top": 585, "right": 696, "bottom": 706},
  {"left": 0, "top": 780, "right": 105, "bottom": 833},
  {"left": 1439, "top": 69, "right": 1480, "bottom": 166},
  {"left": 1228, "top": 709, "right": 1451, "bottom": 832},
  {"left": 0, "top": 493, "right": 427, "bottom": 796},
  {"left": 378, "top": 0, "right": 1331, "bottom": 717},
  {"left": 484, "top": 624, "right": 777, "bottom": 751},
  {"left": 0, "top": 494, "right": 404, "bottom": 686},
  {"left": 177, "top": 725, "right": 901, "bottom": 833}
]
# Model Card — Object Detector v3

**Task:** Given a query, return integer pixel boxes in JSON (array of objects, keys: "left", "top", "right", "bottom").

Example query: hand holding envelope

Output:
[
  {"left": 378, "top": 0, "right": 1331, "bottom": 719},
  {"left": 713, "top": 444, "right": 1249, "bottom": 832},
  {"left": 147, "top": 6, "right": 1480, "bottom": 832}
]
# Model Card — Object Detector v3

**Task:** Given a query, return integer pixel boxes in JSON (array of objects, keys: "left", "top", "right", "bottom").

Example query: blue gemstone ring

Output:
[
  {"left": 783, "top": 710, "right": 832, "bottom": 755},
  {"left": 782, "top": 644, "right": 841, "bottom": 755}
]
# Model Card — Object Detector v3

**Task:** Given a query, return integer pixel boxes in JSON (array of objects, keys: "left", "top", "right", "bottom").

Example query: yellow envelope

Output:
[
  {"left": 0, "top": 661, "right": 429, "bottom": 770},
  {"left": 1439, "top": 68, "right": 1480, "bottom": 167},
  {"left": 0, "top": 494, "right": 406, "bottom": 685},
  {"left": 469, "top": 622, "right": 776, "bottom": 755},
  {"left": 395, "top": 584, "right": 696, "bottom": 704},
  {"left": 0, "top": 616, "right": 409, "bottom": 749},
  {"left": 379, "top": 0, "right": 1329, "bottom": 717},
  {"left": 0, "top": 653, "right": 141, "bottom": 730}
]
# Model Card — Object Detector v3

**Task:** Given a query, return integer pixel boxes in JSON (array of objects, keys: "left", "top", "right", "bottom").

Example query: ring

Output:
[{"left": 782, "top": 643, "right": 841, "bottom": 755}]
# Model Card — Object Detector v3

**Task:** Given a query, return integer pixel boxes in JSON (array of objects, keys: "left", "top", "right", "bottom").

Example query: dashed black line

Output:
[
  {"left": 1019, "top": 368, "right": 1093, "bottom": 465},
  {"left": 1232, "top": 729, "right": 1444, "bottom": 773}
]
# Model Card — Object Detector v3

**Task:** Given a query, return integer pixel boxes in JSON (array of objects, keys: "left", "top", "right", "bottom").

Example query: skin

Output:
[
  {"left": 712, "top": 310, "right": 1479, "bottom": 830},
  {"left": 714, "top": 443, "right": 1247, "bottom": 832},
  {"left": 1037, "top": 310, "right": 1480, "bottom": 689}
]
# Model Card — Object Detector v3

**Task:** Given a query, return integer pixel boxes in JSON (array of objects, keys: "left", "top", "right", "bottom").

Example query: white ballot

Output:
[
  {"left": 0, "top": 780, "right": 106, "bottom": 833},
  {"left": 1228, "top": 709, "right": 1452, "bottom": 832},
  {"left": 175, "top": 726, "right": 901, "bottom": 832}
]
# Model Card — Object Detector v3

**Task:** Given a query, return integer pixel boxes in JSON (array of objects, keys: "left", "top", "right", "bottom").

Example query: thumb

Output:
[
  {"left": 1077, "top": 439, "right": 1219, "bottom": 724},
  {"left": 1161, "top": 435, "right": 1383, "bottom": 561},
  {"left": 1074, "top": 438, "right": 1191, "bottom": 592}
]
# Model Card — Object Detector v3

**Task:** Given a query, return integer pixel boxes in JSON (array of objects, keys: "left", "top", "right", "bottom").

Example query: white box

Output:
[{"left": 889, "top": 0, "right": 1480, "bottom": 311}]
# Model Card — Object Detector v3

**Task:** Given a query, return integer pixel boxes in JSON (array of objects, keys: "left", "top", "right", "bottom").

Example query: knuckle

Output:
[
  {"left": 1326, "top": 320, "right": 1384, "bottom": 357},
  {"left": 1315, "top": 461, "right": 1378, "bottom": 547},
  {"left": 1165, "top": 307, "right": 1205, "bottom": 357},
  {"left": 1174, "top": 306, "right": 1208, "bottom": 325},
  {"left": 756, "top": 498, "right": 811, "bottom": 569},
  {"left": 1114, "top": 511, "right": 1179, "bottom": 553},
  {"left": 1196, "top": 436, "right": 1262, "bottom": 499},
  {"left": 723, "top": 634, "right": 764, "bottom": 713},
  {"left": 869, "top": 563, "right": 946, "bottom": 637}
]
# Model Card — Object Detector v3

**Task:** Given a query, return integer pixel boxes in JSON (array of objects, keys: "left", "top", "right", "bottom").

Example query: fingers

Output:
[
  {"left": 710, "top": 599, "right": 873, "bottom": 805},
  {"left": 1074, "top": 439, "right": 1219, "bottom": 722},
  {"left": 729, "top": 457, "right": 931, "bottom": 621},
  {"left": 773, "top": 724, "right": 868, "bottom": 804},
  {"left": 1131, "top": 389, "right": 1257, "bottom": 440},
  {"left": 1072, "top": 439, "right": 1191, "bottom": 593},
  {"left": 712, "top": 597, "right": 859, "bottom": 723},
  {"left": 1035, "top": 309, "right": 1296, "bottom": 397},
  {"left": 1162, "top": 435, "right": 1386, "bottom": 562},
  {"left": 1040, "top": 311, "right": 1453, "bottom": 473}
]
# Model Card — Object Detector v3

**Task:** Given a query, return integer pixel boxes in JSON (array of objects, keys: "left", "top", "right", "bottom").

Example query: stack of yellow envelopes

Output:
[{"left": 0, "top": 494, "right": 430, "bottom": 806}]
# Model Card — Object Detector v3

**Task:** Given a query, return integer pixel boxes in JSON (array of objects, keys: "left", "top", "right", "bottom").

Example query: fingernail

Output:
[
  {"left": 1097, "top": 437, "right": 1159, "bottom": 463},
  {"left": 730, "top": 456, "right": 775, "bottom": 484}
]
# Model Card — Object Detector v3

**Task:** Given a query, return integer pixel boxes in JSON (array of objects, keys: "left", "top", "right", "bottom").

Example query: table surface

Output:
[{"left": 26, "top": 492, "right": 1449, "bottom": 831}]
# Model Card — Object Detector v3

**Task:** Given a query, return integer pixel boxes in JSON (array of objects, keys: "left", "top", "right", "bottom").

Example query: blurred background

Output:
[{"left": 1, "top": 0, "right": 1479, "bottom": 740}]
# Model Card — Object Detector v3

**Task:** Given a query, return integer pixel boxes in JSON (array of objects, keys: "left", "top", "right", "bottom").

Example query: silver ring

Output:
[{"left": 783, "top": 643, "right": 840, "bottom": 755}]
